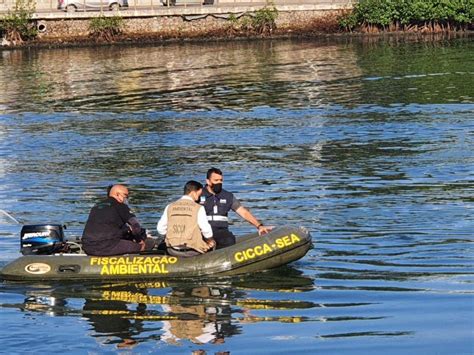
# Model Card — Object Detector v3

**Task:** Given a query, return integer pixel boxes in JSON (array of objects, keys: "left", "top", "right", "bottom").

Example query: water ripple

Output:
[{"left": 0, "top": 37, "right": 473, "bottom": 353}]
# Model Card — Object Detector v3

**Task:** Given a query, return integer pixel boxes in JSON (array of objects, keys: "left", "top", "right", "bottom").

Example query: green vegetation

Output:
[
  {"left": 228, "top": 6, "right": 278, "bottom": 35},
  {"left": 339, "top": 0, "right": 474, "bottom": 32},
  {"left": 251, "top": 6, "right": 278, "bottom": 34},
  {"left": 0, "top": 0, "right": 37, "bottom": 44},
  {"left": 89, "top": 15, "right": 124, "bottom": 42}
]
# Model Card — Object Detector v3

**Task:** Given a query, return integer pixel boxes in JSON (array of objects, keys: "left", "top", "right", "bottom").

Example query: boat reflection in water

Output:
[{"left": 13, "top": 266, "right": 314, "bottom": 349}]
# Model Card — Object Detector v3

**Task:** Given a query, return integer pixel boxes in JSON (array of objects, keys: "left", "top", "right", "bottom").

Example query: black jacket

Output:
[{"left": 82, "top": 197, "right": 143, "bottom": 253}]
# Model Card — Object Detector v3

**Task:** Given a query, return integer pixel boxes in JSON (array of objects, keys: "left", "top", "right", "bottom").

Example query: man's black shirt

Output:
[{"left": 82, "top": 197, "right": 136, "bottom": 251}]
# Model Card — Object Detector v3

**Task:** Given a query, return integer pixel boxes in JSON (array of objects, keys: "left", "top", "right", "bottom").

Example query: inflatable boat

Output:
[{"left": 0, "top": 225, "right": 312, "bottom": 281}]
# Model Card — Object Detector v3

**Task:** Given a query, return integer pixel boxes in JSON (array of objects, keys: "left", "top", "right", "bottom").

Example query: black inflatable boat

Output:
[{"left": 1, "top": 225, "right": 312, "bottom": 281}]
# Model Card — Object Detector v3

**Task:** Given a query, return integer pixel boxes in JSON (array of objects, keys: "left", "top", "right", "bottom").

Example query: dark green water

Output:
[{"left": 0, "top": 36, "right": 473, "bottom": 354}]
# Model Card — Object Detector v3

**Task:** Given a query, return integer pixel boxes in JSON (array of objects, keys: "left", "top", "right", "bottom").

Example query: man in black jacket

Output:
[{"left": 82, "top": 184, "right": 152, "bottom": 256}]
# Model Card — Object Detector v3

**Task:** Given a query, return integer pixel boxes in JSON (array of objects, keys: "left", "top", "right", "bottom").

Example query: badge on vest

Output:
[
  {"left": 219, "top": 199, "right": 227, "bottom": 204},
  {"left": 200, "top": 196, "right": 206, "bottom": 204}
]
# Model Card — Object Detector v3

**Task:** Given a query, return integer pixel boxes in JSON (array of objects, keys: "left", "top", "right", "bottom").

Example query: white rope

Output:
[
  {"left": 66, "top": 241, "right": 84, "bottom": 254},
  {"left": 0, "top": 209, "right": 20, "bottom": 224}
]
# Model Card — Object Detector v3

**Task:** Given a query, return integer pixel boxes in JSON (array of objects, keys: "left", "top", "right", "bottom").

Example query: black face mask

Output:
[{"left": 212, "top": 183, "right": 223, "bottom": 194}]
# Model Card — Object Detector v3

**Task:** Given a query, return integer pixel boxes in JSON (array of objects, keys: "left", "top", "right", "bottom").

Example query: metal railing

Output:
[{"left": 0, "top": 0, "right": 355, "bottom": 14}]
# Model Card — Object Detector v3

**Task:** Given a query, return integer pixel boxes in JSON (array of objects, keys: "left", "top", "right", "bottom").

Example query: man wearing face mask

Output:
[
  {"left": 200, "top": 168, "right": 272, "bottom": 249},
  {"left": 157, "top": 180, "right": 215, "bottom": 257},
  {"left": 82, "top": 184, "right": 153, "bottom": 256}
]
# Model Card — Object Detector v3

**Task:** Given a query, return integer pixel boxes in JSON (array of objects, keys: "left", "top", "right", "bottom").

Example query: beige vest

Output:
[{"left": 166, "top": 198, "right": 208, "bottom": 252}]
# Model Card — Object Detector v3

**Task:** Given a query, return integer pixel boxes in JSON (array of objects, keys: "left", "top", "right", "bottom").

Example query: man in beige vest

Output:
[{"left": 157, "top": 181, "right": 215, "bottom": 257}]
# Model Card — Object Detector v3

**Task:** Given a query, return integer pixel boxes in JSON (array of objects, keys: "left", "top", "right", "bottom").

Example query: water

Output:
[{"left": 0, "top": 36, "right": 473, "bottom": 354}]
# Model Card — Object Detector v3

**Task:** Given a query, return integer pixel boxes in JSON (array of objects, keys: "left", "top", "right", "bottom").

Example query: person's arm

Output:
[
  {"left": 115, "top": 203, "right": 142, "bottom": 237},
  {"left": 127, "top": 216, "right": 143, "bottom": 236},
  {"left": 117, "top": 203, "right": 145, "bottom": 240},
  {"left": 197, "top": 206, "right": 213, "bottom": 239},
  {"left": 198, "top": 206, "right": 215, "bottom": 249},
  {"left": 235, "top": 206, "right": 271, "bottom": 236},
  {"left": 157, "top": 205, "right": 169, "bottom": 236}
]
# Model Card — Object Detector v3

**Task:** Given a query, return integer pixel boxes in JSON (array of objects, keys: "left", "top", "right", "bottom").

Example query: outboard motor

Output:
[{"left": 20, "top": 224, "right": 65, "bottom": 255}]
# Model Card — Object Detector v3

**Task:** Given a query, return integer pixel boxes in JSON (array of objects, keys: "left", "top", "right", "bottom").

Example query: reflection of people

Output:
[
  {"left": 157, "top": 181, "right": 215, "bottom": 257},
  {"left": 161, "top": 286, "right": 239, "bottom": 346},
  {"left": 201, "top": 168, "right": 272, "bottom": 249},
  {"left": 83, "top": 299, "right": 140, "bottom": 348},
  {"left": 82, "top": 184, "right": 154, "bottom": 256},
  {"left": 82, "top": 285, "right": 148, "bottom": 349},
  {"left": 161, "top": 303, "right": 216, "bottom": 345}
]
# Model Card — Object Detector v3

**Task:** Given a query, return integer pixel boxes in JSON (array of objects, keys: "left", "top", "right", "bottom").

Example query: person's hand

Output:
[
  {"left": 139, "top": 240, "right": 146, "bottom": 251},
  {"left": 257, "top": 225, "right": 272, "bottom": 236},
  {"left": 206, "top": 239, "right": 216, "bottom": 249},
  {"left": 196, "top": 245, "right": 208, "bottom": 253}
]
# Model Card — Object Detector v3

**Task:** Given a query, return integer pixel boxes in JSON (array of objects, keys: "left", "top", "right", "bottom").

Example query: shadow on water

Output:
[{"left": 1, "top": 266, "right": 315, "bottom": 348}]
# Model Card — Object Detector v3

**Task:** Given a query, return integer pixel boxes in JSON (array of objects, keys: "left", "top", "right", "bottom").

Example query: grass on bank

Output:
[
  {"left": 0, "top": 0, "right": 37, "bottom": 44},
  {"left": 228, "top": 6, "right": 278, "bottom": 35},
  {"left": 339, "top": 0, "right": 474, "bottom": 32},
  {"left": 89, "top": 15, "right": 124, "bottom": 42}
]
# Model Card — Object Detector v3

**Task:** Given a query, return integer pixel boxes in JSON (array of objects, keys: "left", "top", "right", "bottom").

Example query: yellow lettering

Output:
[
  {"left": 282, "top": 236, "right": 291, "bottom": 246},
  {"left": 291, "top": 233, "right": 301, "bottom": 243},
  {"left": 234, "top": 242, "right": 277, "bottom": 263},
  {"left": 263, "top": 243, "right": 273, "bottom": 253},
  {"left": 276, "top": 238, "right": 285, "bottom": 248},
  {"left": 168, "top": 257, "right": 178, "bottom": 264},
  {"left": 235, "top": 252, "right": 244, "bottom": 262},
  {"left": 90, "top": 257, "right": 99, "bottom": 266},
  {"left": 98, "top": 261, "right": 175, "bottom": 275},
  {"left": 245, "top": 248, "right": 255, "bottom": 259},
  {"left": 152, "top": 264, "right": 168, "bottom": 274}
]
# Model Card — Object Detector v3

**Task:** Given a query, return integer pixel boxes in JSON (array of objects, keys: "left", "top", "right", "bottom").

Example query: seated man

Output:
[
  {"left": 82, "top": 184, "right": 154, "bottom": 256},
  {"left": 157, "top": 180, "right": 215, "bottom": 257}
]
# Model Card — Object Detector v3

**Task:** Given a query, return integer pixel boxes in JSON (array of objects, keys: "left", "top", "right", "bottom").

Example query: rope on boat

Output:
[{"left": 66, "top": 241, "right": 84, "bottom": 254}]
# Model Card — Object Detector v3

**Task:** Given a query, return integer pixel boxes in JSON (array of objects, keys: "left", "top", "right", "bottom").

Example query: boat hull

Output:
[{"left": 1, "top": 225, "right": 312, "bottom": 281}]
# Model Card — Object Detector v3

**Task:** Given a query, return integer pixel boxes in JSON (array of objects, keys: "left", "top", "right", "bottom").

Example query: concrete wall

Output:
[
  {"left": 0, "top": 0, "right": 354, "bottom": 13},
  {"left": 1, "top": 0, "right": 354, "bottom": 44},
  {"left": 30, "top": 8, "right": 349, "bottom": 41}
]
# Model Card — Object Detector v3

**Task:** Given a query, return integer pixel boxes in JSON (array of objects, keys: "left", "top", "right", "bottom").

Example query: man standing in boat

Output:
[
  {"left": 200, "top": 167, "right": 271, "bottom": 249},
  {"left": 157, "top": 180, "right": 216, "bottom": 257},
  {"left": 82, "top": 184, "right": 154, "bottom": 256}
]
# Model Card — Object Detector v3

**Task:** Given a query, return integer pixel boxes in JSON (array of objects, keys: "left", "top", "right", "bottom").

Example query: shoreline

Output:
[
  {"left": 2, "top": 28, "right": 473, "bottom": 50},
  {"left": 2, "top": 0, "right": 473, "bottom": 50}
]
